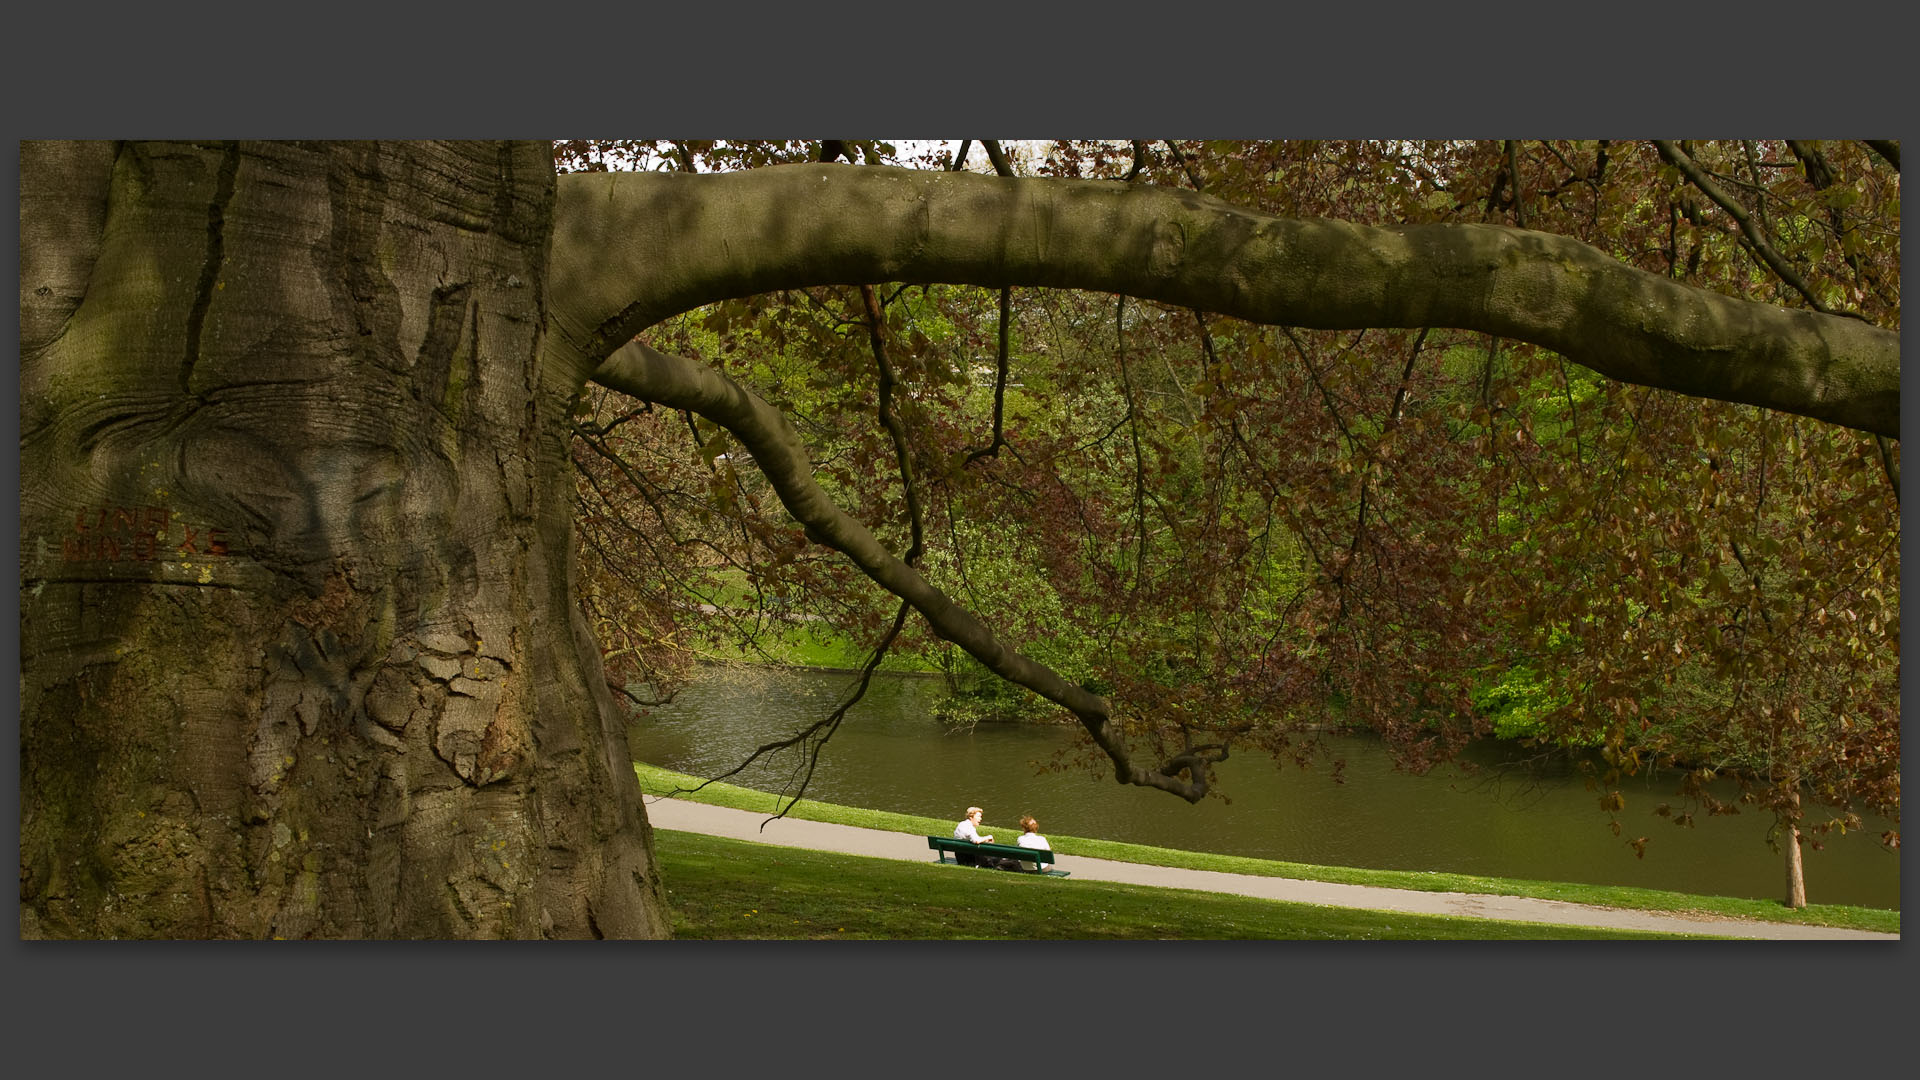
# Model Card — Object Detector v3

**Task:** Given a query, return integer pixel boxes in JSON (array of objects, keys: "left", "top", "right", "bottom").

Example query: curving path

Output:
[{"left": 643, "top": 796, "right": 1899, "bottom": 941}]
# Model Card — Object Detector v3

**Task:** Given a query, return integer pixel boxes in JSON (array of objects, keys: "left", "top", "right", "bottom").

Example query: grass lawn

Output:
[
  {"left": 637, "top": 762, "right": 1900, "bottom": 936},
  {"left": 654, "top": 829, "right": 1714, "bottom": 940}
]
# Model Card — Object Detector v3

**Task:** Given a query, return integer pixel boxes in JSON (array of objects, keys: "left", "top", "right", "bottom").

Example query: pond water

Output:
[{"left": 626, "top": 666, "right": 1900, "bottom": 910}]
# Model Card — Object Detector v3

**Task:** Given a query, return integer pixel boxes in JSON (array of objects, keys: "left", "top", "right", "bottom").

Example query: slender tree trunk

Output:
[
  {"left": 19, "top": 141, "right": 669, "bottom": 938},
  {"left": 1783, "top": 790, "right": 1807, "bottom": 909},
  {"left": 1784, "top": 827, "right": 1807, "bottom": 909}
]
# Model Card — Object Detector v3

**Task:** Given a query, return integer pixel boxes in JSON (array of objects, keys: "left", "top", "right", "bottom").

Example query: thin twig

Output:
[
  {"left": 1162, "top": 140, "right": 1206, "bottom": 190},
  {"left": 1279, "top": 327, "right": 1357, "bottom": 454},
  {"left": 1876, "top": 435, "right": 1900, "bottom": 508},
  {"left": 1115, "top": 295, "right": 1151, "bottom": 590},
  {"left": 680, "top": 600, "right": 912, "bottom": 824},
  {"left": 860, "top": 284, "right": 926, "bottom": 565},
  {"left": 1386, "top": 327, "right": 1429, "bottom": 425},
  {"left": 964, "top": 287, "right": 1016, "bottom": 465},
  {"left": 1504, "top": 140, "right": 1527, "bottom": 228},
  {"left": 609, "top": 681, "right": 678, "bottom": 709},
  {"left": 1654, "top": 140, "right": 1863, "bottom": 321}
]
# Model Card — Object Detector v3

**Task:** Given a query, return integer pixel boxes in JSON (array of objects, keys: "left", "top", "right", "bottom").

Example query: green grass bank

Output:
[
  {"left": 653, "top": 829, "right": 1709, "bottom": 939},
  {"left": 636, "top": 762, "right": 1900, "bottom": 936}
]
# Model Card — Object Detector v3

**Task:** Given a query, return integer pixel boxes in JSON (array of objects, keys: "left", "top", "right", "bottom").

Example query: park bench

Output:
[{"left": 927, "top": 836, "right": 1070, "bottom": 877}]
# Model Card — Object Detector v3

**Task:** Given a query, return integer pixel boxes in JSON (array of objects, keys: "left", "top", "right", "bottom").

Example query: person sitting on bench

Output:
[
  {"left": 953, "top": 806, "right": 1021, "bottom": 870},
  {"left": 1015, "top": 815, "right": 1055, "bottom": 873}
]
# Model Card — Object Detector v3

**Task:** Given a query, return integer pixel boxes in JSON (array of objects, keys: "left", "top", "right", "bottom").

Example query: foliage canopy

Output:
[{"left": 560, "top": 139, "right": 1900, "bottom": 854}]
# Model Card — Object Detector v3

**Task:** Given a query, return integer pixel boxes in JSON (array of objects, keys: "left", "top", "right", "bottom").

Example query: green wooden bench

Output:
[{"left": 927, "top": 836, "right": 1070, "bottom": 877}]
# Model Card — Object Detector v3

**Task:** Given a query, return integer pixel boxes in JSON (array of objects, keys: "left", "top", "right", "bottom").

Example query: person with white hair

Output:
[{"left": 951, "top": 806, "right": 1019, "bottom": 870}]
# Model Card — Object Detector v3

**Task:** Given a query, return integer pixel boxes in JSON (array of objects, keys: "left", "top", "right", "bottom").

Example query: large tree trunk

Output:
[{"left": 19, "top": 141, "right": 668, "bottom": 938}]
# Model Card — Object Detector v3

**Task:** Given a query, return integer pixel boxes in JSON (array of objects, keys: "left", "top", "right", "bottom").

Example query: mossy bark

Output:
[
  {"left": 547, "top": 164, "right": 1898, "bottom": 438},
  {"left": 20, "top": 141, "right": 667, "bottom": 938}
]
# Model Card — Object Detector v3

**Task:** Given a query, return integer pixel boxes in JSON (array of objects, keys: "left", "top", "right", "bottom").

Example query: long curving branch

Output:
[
  {"left": 546, "top": 162, "right": 1898, "bottom": 438},
  {"left": 550, "top": 158, "right": 1901, "bottom": 802},
  {"left": 590, "top": 339, "right": 1217, "bottom": 801}
]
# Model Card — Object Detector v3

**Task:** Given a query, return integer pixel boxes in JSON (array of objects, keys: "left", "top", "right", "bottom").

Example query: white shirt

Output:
[
  {"left": 1016, "top": 832, "right": 1051, "bottom": 865},
  {"left": 954, "top": 818, "right": 987, "bottom": 843}
]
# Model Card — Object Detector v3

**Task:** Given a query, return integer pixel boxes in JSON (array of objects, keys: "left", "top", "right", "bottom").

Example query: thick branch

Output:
[
  {"left": 592, "top": 340, "right": 1210, "bottom": 801},
  {"left": 980, "top": 140, "right": 1016, "bottom": 177},
  {"left": 1785, "top": 140, "right": 1835, "bottom": 190},
  {"left": 549, "top": 163, "right": 1898, "bottom": 437}
]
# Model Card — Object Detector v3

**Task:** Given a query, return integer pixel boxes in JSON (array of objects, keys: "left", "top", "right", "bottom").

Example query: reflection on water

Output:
[{"left": 627, "top": 666, "right": 1900, "bottom": 910}]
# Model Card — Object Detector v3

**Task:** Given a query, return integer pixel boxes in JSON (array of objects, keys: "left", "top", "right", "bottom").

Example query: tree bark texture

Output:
[
  {"left": 20, "top": 142, "right": 668, "bottom": 938},
  {"left": 547, "top": 164, "right": 1898, "bottom": 438}
]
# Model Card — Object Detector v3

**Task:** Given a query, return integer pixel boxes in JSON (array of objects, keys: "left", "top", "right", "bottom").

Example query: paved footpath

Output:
[{"left": 643, "top": 796, "right": 1898, "bottom": 941}]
